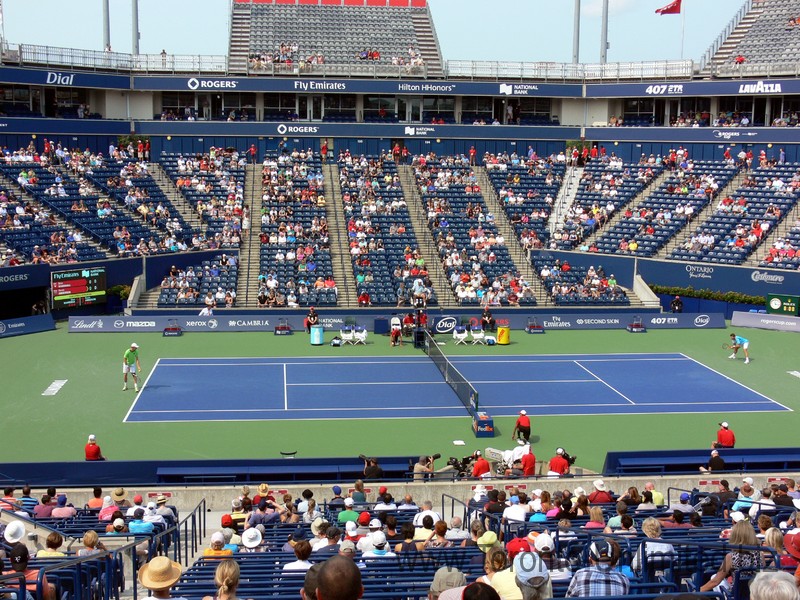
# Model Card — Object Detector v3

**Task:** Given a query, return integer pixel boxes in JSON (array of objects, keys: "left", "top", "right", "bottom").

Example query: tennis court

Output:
[{"left": 125, "top": 352, "right": 788, "bottom": 423}]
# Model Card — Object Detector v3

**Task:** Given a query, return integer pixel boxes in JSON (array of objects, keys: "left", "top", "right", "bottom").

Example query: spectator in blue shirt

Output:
[{"left": 129, "top": 508, "right": 155, "bottom": 535}]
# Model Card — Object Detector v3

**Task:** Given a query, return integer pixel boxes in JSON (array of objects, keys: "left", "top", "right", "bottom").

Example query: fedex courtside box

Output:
[{"left": 473, "top": 412, "right": 495, "bottom": 438}]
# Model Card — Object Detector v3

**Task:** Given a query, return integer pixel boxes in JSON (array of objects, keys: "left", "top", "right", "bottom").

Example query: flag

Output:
[{"left": 655, "top": 0, "right": 681, "bottom": 15}]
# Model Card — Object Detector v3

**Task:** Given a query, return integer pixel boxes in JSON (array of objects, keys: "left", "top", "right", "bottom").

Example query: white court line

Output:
[
  {"left": 574, "top": 361, "right": 636, "bottom": 405},
  {"left": 286, "top": 379, "right": 598, "bottom": 387},
  {"left": 283, "top": 363, "right": 288, "bottom": 411},
  {"left": 481, "top": 399, "right": 777, "bottom": 409},
  {"left": 679, "top": 353, "right": 792, "bottom": 411},
  {"left": 130, "top": 404, "right": 463, "bottom": 414},
  {"left": 453, "top": 357, "right": 691, "bottom": 364},
  {"left": 126, "top": 406, "right": 787, "bottom": 424},
  {"left": 158, "top": 360, "right": 432, "bottom": 367},
  {"left": 123, "top": 357, "right": 161, "bottom": 423}
]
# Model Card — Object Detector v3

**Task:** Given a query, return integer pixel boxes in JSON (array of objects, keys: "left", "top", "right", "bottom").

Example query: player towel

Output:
[{"left": 655, "top": 0, "right": 681, "bottom": 15}]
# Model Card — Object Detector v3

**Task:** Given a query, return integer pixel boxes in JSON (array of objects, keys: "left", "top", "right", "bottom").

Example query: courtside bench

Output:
[{"left": 603, "top": 447, "right": 800, "bottom": 475}]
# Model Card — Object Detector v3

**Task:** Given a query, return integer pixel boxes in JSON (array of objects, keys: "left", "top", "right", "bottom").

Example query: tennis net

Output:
[{"left": 422, "top": 330, "right": 479, "bottom": 415}]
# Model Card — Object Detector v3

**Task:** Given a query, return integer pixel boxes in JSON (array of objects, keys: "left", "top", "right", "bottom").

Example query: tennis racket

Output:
[{"left": 721, "top": 343, "right": 734, "bottom": 349}]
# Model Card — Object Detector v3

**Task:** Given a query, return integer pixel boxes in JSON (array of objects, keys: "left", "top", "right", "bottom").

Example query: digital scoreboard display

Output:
[{"left": 51, "top": 267, "right": 107, "bottom": 309}]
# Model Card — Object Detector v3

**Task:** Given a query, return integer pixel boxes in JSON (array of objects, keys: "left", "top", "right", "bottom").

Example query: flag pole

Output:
[{"left": 680, "top": 1, "right": 686, "bottom": 59}]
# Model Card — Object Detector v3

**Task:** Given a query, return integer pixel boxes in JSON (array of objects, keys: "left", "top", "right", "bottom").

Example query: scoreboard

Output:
[{"left": 51, "top": 267, "right": 107, "bottom": 309}]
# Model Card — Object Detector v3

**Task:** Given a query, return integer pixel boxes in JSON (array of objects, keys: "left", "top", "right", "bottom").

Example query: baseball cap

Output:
[
  {"left": 429, "top": 567, "right": 466, "bottom": 595},
  {"left": 743, "top": 477, "right": 754, "bottom": 486},
  {"left": 358, "top": 511, "right": 371, "bottom": 526},
  {"left": 131, "top": 343, "right": 139, "bottom": 348},
  {"left": 221, "top": 514, "right": 233, "bottom": 528},
  {"left": 534, "top": 533, "right": 554, "bottom": 553},
  {"left": 344, "top": 497, "right": 354, "bottom": 507},
  {"left": 345, "top": 521, "right": 358, "bottom": 536},
  {"left": 513, "top": 552, "right": 549, "bottom": 585},
  {"left": 339, "top": 540, "right": 356, "bottom": 554},
  {"left": 505, "top": 536, "right": 530, "bottom": 560},
  {"left": 88, "top": 434, "right": 96, "bottom": 441},
  {"left": 57, "top": 495, "right": 67, "bottom": 507},
  {"left": 588, "top": 540, "right": 613, "bottom": 562},
  {"left": 133, "top": 494, "right": 143, "bottom": 504},
  {"left": 720, "top": 422, "right": 729, "bottom": 428},
  {"left": 372, "top": 531, "right": 387, "bottom": 548},
  {"left": 779, "top": 484, "right": 789, "bottom": 492},
  {"left": 369, "top": 518, "right": 382, "bottom": 529},
  {"left": 113, "top": 518, "right": 126, "bottom": 530},
  {"left": 510, "top": 495, "right": 520, "bottom": 504},
  {"left": 378, "top": 486, "right": 388, "bottom": 495},
  {"left": 134, "top": 508, "right": 145, "bottom": 519},
  {"left": 332, "top": 485, "right": 342, "bottom": 495},
  {"left": 520, "top": 410, "right": 527, "bottom": 415},
  {"left": 211, "top": 531, "right": 225, "bottom": 545},
  {"left": 680, "top": 493, "right": 691, "bottom": 502},
  {"left": 730, "top": 511, "right": 747, "bottom": 523},
  {"left": 477, "top": 531, "right": 501, "bottom": 553},
  {"left": 556, "top": 447, "right": 564, "bottom": 455}
]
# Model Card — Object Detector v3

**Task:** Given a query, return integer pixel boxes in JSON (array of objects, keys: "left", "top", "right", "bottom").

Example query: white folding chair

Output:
[
  {"left": 340, "top": 326, "right": 355, "bottom": 344},
  {"left": 470, "top": 326, "right": 486, "bottom": 345},
  {"left": 453, "top": 326, "right": 468, "bottom": 345},
  {"left": 353, "top": 327, "right": 367, "bottom": 345}
]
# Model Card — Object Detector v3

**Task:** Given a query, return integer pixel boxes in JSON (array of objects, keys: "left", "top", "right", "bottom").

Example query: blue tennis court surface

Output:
[{"left": 124, "top": 353, "right": 789, "bottom": 423}]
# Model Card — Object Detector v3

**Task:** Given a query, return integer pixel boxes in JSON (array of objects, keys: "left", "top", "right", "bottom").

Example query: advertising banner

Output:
[
  {"left": 731, "top": 311, "right": 800, "bottom": 333},
  {"left": 0, "top": 313, "right": 56, "bottom": 339}
]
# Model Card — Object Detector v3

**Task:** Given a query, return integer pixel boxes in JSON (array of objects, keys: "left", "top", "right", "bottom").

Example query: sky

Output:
[{"left": 2, "top": 0, "right": 746, "bottom": 65}]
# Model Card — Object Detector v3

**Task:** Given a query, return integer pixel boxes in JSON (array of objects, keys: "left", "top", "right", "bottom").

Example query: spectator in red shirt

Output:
[
  {"left": 512, "top": 410, "right": 531, "bottom": 444},
  {"left": 588, "top": 480, "right": 615, "bottom": 504},
  {"left": 471, "top": 451, "right": 490, "bottom": 478},
  {"left": 85, "top": 434, "right": 106, "bottom": 461},
  {"left": 714, "top": 422, "right": 736, "bottom": 448},
  {"left": 548, "top": 448, "right": 570, "bottom": 477},
  {"left": 521, "top": 448, "right": 536, "bottom": 477}
]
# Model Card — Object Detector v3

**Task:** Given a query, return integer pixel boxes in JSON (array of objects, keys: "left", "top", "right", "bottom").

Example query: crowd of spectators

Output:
[
  {"left": 249, "top": 42, "right": 303, "bottom": 71},
  {"left": 160, "top": 257, "right": 238, "bottom": 308}
]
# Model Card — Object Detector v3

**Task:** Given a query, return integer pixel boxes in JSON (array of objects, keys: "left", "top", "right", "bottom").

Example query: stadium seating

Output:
[
  {"left": 159, "top": 150, "right": 248, "bottom": 248},
  {"left": 157, "top": 255, "right": 239, "bottom": 308},
  {"left": 669, "top": 163, "right": 800, "bottom": 265},
  {"left": 593, "top": 160, "right": 739, "bottom": 257},
  {"left": 338, "top": 152, "right": 436, "bottom": 307},
  {"left": 414, "top": 154, "right": 534, "bottom": 306},
  {"left": 483, "top": 154, "right": 564, "bottom": 252},
  {"left": 533, "top": 259, "right": 630, "bottom": 306},
  {"left": 551, "top": 158, "right": 663, "bottom": 251},
  {"left": 84, "top": 160, "right": 198, "bottom": 250},
  {"left": 257, "top": 150, "right": 337, "bottom": 307},
  {"left": 244, "top": 3, "right": 435, "bottom": 74}
]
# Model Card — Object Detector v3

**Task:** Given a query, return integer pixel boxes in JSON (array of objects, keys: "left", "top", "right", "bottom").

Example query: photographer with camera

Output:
[
  {"left": 360, "top": 455, "right": 384, "bottom": 480},
  {"left": 413, "top": 454, "right": 440, "bottom": 481}
]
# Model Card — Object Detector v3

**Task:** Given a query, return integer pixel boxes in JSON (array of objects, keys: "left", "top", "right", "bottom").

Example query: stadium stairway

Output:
[
  {"left": 397, "top": 165, "right": 461, "bottom": 308},
  {"left": 411, "top": 8, "right": 444, "bottom": 78},
  {"left": 473, "top": 166, "right": 550, "bottom": 306},
  {"left": 147, "top": 164, "right": 205, "bottom": 234},
  {"left": 550, "top": 166, "right": 585, "bottom": 236},
  {"left": 702, "top": 1, "right": 765, "bottom": 76},
  {"left": 0, "top": 170, "right": 111, "bottom": 260},
  {"left": 228, "top": 1, "right": 251, "bottom": 74},
  {"left": 322, "top": 162, "right": 358, "bottom": 307},
  {"left": 237, "top": 164, "right": 261, "bottom": 307},
  {"left": 581, "top": 168, "right": 672, "bottom": 248},
  {"left": 654, "top": 168, "right": 750, "bottom": 260}
]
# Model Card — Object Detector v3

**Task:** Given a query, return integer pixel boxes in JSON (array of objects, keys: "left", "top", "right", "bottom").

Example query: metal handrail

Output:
[{"left": 699, "top": 0, "right": 753, "bottom": 71}]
